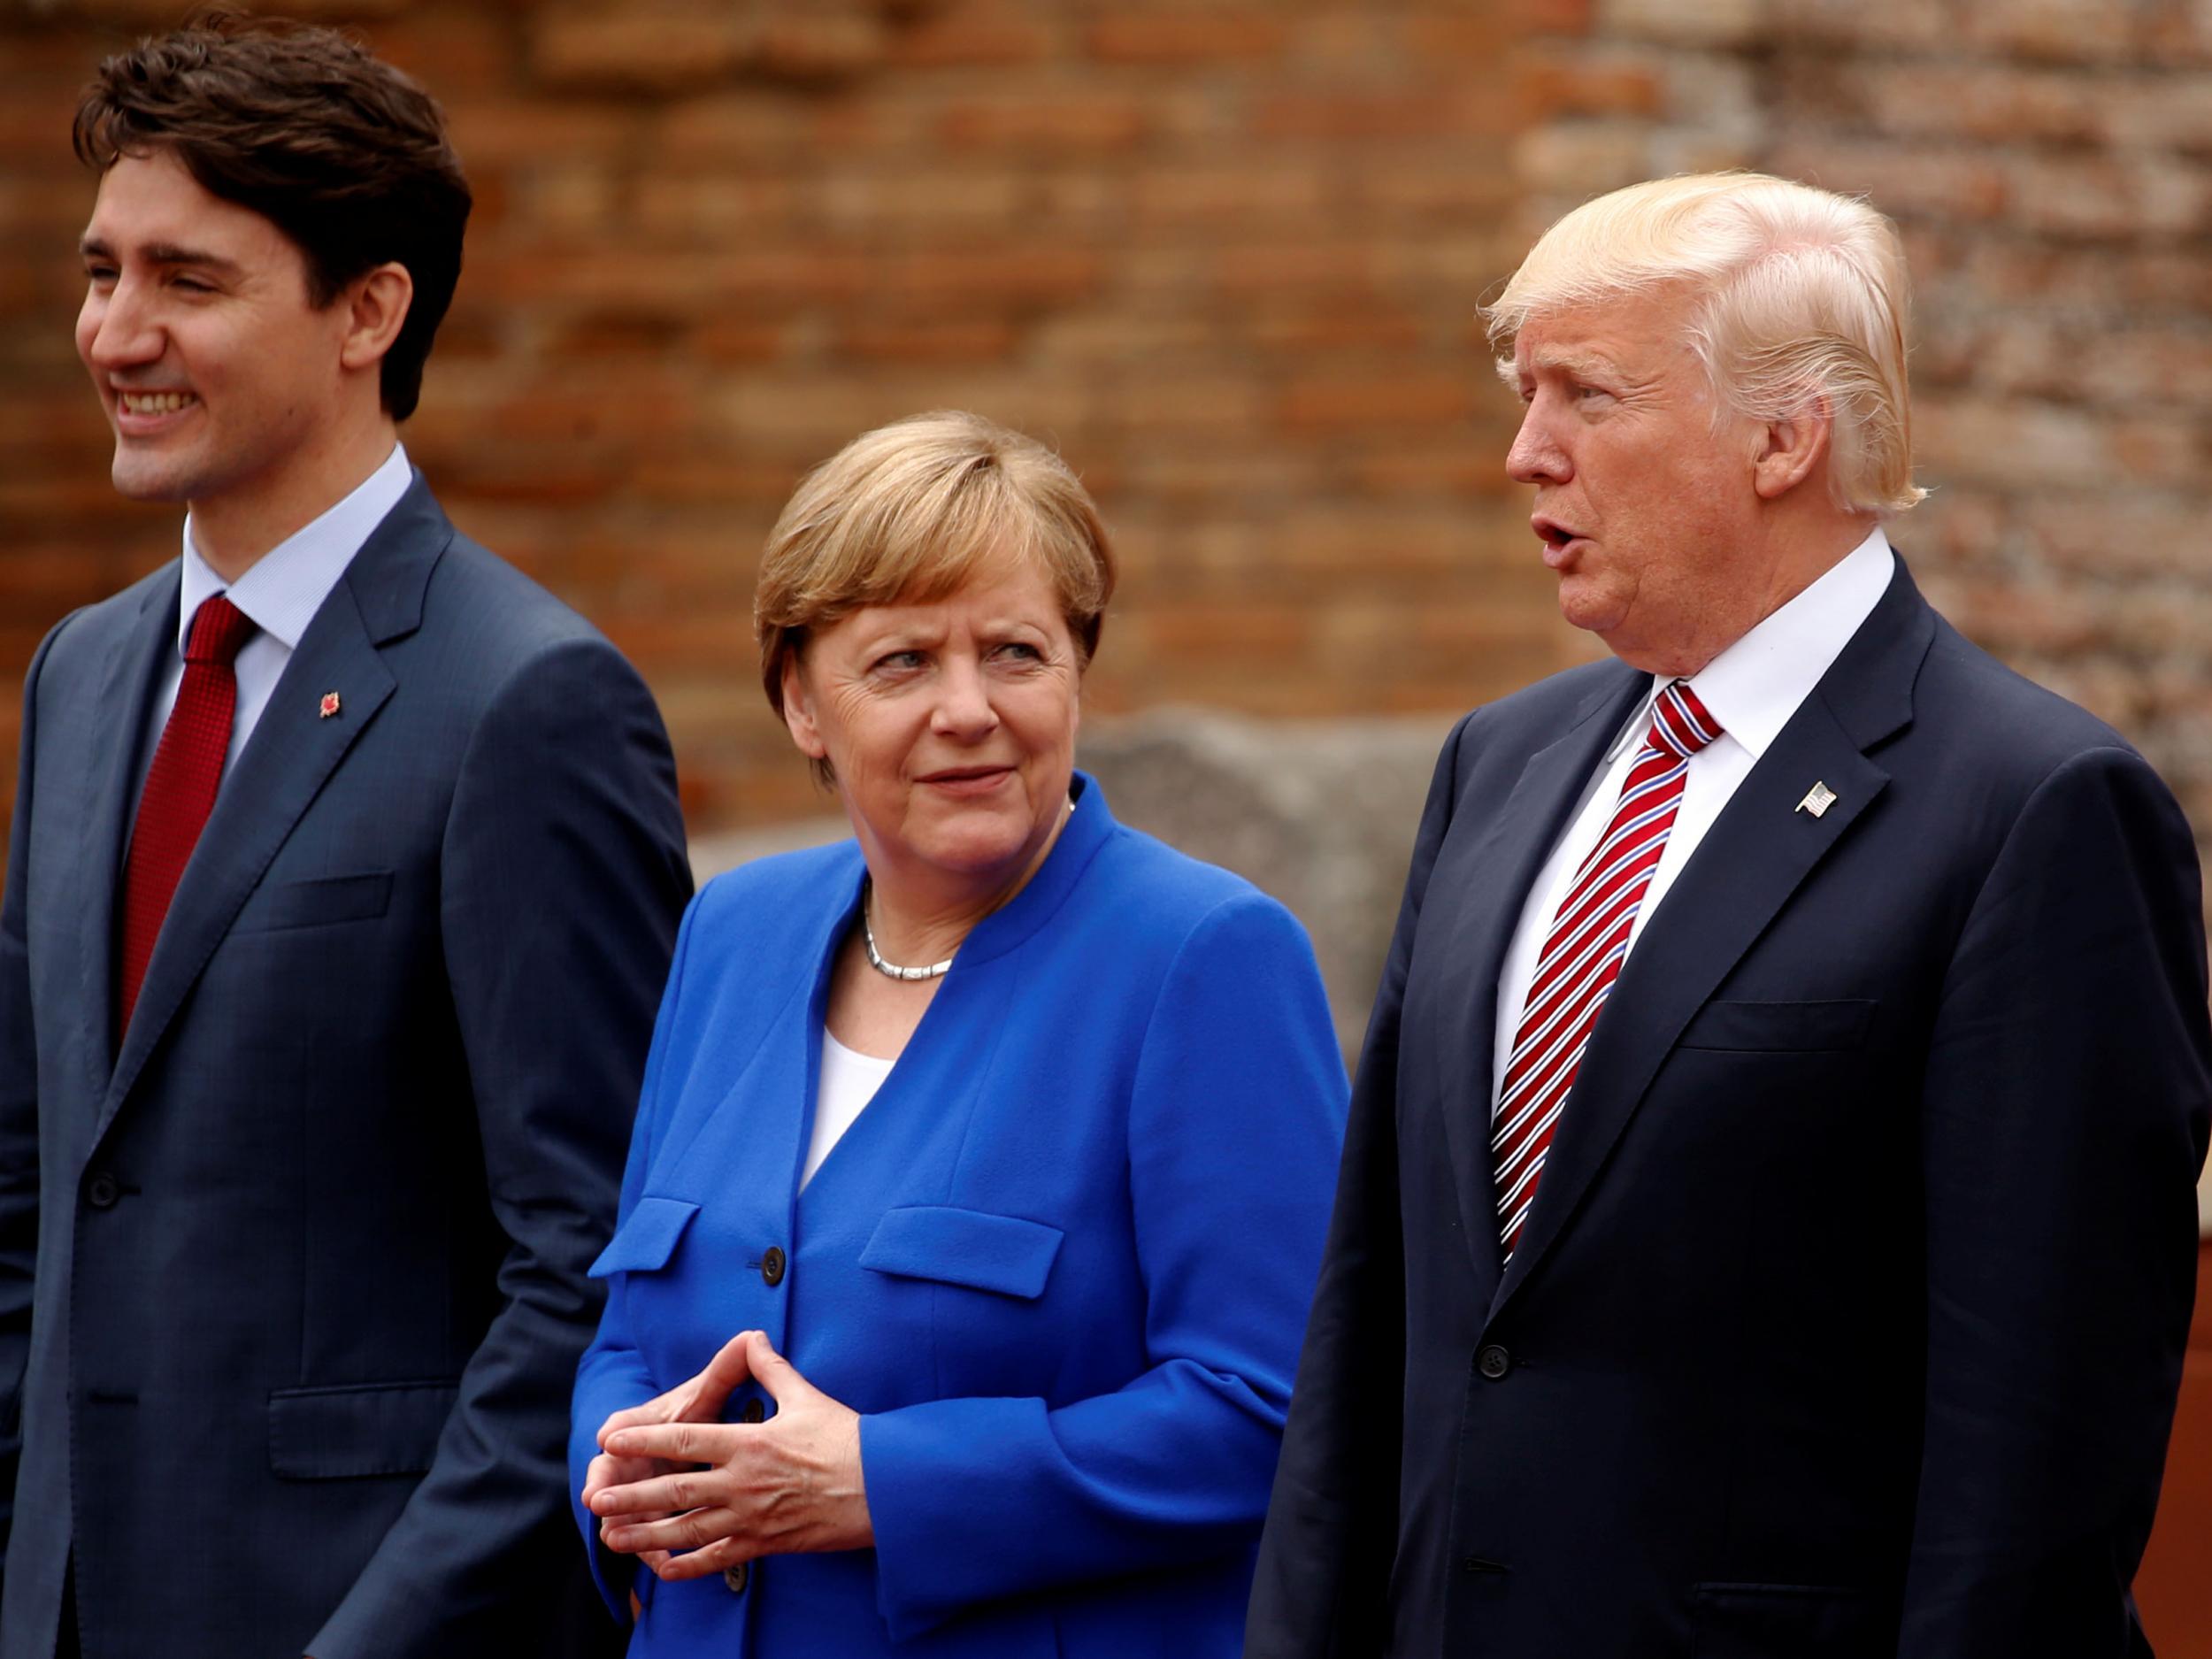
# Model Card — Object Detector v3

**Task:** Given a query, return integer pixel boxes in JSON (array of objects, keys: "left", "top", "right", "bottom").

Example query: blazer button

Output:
[
  {"left": 1476, "top": 1344, "right": 1511, "bottom": 1381},
  {"left": 723, "top": 1563, "right": 749, "bottom": 1594},
  {"left": 86, "top": 1171, "right": 120, "bottom": 1210},
  {"left": 760, "top": 1246, "right": 787, "bottom": 1287},
  {"left": 741, "top": 1398, "right": 765, "bottom": 1424}
]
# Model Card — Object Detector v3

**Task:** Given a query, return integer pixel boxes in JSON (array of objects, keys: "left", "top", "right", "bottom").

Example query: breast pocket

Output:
[
  {"left": 237, "top": 872, "right": 394, "bottom": 933},
  {"left": 1676, "top": 998, "right": 1876, "bottom": 1053},
  {"left": 588, "top": 1195, "right": 702, "bottom": 1279},
  {"left": 858, "top": 1206, "right": 1064, "bottom": 1300}
]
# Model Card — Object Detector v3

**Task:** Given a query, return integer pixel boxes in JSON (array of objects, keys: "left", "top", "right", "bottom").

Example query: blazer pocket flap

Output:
[
  {"left": 268, "top": 1379, "right": 458, "bottom": 1479},
  {"left": 588, "top": 1195, "right": 702, "bottom": 1279},
  {"left": 1677, "top": 998, "right": 1876, "bottom": 1053},
  {"left": 860, "top": 1206, "right": 1064, "bottom": 1300},
  {"left": 243, "top": 872, "right": 394, "bottom": 933},
  {"left": 1692, "top": 1582, "right": 1870, "bottom": 1658}
]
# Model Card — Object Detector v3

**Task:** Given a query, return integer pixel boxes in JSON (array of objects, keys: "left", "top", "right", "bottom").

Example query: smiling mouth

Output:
[
  {"left": 918, "top": 766, "right": 1011, "bottom": 786},
  {"left": 117, "top": 390, "right": 199, "bottom": 416}
]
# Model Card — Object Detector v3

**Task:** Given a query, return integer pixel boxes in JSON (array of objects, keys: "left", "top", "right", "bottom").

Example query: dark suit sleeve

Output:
[
  {"left": 307, "top": 635, "right": 691, "bottom": 1659},
  {"left": 0, "top": 620, "right": 71, "bottom": 1578},
  {"left": 1247, "top": 711, "right": 1471, "bottom": 1659},
  {"left": 1900, "top": 745, "right": 2211, "bottom": 1655}
]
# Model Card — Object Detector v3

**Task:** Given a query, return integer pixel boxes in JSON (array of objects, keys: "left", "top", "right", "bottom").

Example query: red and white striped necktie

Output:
[{"left": 1493, "top": 680, "right": 1721, "bottom": 1256}]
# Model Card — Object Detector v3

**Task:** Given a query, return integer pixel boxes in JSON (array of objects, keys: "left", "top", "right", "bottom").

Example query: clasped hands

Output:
[{"left": 583, "top": 1328, "right": 872, "bottom": 1586}]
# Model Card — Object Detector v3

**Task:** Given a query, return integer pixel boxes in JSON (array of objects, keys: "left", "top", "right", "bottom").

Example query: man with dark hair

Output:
[{"left": 0, "top": 18, "right": 691, "bottom": 1659}]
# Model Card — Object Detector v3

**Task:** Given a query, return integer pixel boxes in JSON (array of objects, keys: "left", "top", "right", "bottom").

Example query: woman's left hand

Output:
[{"left": 590, "top": 1329, "right": 873, "bottom": 1579}]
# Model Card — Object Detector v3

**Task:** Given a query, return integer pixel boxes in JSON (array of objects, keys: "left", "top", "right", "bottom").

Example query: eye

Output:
[
  {"left": 992, "top": 641, "right": 1044, "bottom": 664},
  {"left": 83, "top": 262, "right": 117, "bottom": 287},
  {"left": 169, "top": 274, "right": 215, "bottom": 294},
  {"left": 872, "top": 649, "right": 926, "bottom": 674}
]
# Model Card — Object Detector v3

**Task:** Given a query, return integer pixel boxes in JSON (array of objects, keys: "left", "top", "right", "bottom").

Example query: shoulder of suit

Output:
[
  {"left": 1915, "top": 613, "right": 2142, "bottom": 778},
  {"left": 690, "top": 839, "right": 863, "bottom": 935},
  {"left": 423, "top": 530, "right": 610, "bottom": 653},
  {"left": 1460, "top": 656, "right": 1633, "bottom": 733},
  {"left": 1059, "top": 818, "right": 1312, "bottom": 968},
  {"left": 27, "top": 564, "right": 173, "bottom": 687}
]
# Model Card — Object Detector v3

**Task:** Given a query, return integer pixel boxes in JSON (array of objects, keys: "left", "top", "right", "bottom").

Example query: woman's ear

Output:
[{"left": 781, "top": 653, "right": 826, "bottom": 760}]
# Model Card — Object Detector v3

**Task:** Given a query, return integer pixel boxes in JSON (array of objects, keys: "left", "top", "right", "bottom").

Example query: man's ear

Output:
[
  {"left": 338, "top": 262, "right": 414, "bottom": 375},
  {"left": 1752, "top": 397, "right": 1832, "bottom": 501},
  {"left": 781, "top": 654, "right": 826, "bottom": 761}
]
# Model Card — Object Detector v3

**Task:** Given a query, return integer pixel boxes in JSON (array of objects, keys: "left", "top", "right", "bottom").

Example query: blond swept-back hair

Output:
[
  {"left": 1486, "top": 173, "right": 1925, "bottom": 517},
  {"left": 757, "top": 411, "right": 1116, "bottom": 736}
]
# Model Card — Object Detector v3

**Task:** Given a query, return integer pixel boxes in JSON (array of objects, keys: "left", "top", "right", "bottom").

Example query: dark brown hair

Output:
[{"left": 73, "top": 13, "right": 472, "bottom": 421}]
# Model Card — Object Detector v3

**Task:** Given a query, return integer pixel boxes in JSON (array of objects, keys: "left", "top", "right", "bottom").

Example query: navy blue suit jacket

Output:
[
  {"left": 1249, "top": 561, "right": 2211, "bottom": 1657},
  {"left": 572, "top": 776, "right": 1348, "bottom": 1658},
  {"left": 0, "top": 479, "right": 692, "bottom": 1659}
]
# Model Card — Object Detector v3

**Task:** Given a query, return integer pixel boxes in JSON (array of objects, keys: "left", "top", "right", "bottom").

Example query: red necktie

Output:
[
  {"left": 118, "top": 593, "right": 256, "bottom": 1035},
  {"left": 1493, "top": 681, "right": 1721, "bottom": 1256}
]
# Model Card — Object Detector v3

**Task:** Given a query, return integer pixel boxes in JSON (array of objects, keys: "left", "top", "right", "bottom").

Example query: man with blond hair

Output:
[{"left": 1249, "top": 173, "right": 2210, "bottom": 1657}]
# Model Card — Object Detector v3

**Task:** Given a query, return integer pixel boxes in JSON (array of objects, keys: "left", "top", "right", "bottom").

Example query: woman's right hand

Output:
[{"left": 581, "top": 1333, "right": 758, "bottom": 1560}]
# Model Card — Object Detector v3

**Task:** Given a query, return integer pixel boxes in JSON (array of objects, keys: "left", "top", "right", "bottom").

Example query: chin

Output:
[{"left": 110, "top": 452, "right": 199, "bottom": 504}]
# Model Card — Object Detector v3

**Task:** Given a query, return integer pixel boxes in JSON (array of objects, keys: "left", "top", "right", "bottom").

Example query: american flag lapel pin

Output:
[
  {"left": 1796, "top": 780, "right": 1837, "bottom": 818},
  {"left": 319, "top": 691, "right": 342, "bottom": 719}
]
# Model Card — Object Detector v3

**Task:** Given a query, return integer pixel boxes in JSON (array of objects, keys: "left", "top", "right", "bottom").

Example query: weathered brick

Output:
[
  {"left": 938, "top": 89, "right": 1148, "bottom": 151},
  {"left": 1087, "top": 14, "right": 1291, "bottom": 65}
]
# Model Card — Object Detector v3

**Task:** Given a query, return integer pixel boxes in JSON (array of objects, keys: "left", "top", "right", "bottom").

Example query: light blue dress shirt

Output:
[{"left": 141, "top": 442, "right": 413, "bottom": 793}]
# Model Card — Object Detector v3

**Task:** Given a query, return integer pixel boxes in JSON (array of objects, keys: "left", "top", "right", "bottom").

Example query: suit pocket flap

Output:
[
  {"left": 1692, "top": 1582, "right": 1870, "bottom": 1658},
  {"left": 860, "top": 1206, "right": 1064, "bottom": 1300},
  {"left": 242, "top": 872, "right": 394, "bottom": 933},
  {"left": 268, "top": 1379, "right": 458, "bottom": 1479},
  {"left": 1677, "top": 998, "right": 1876, "bottom": 1053},
  {"left": 588, "top": 1195, "right": 701, "bottom": 1279}
]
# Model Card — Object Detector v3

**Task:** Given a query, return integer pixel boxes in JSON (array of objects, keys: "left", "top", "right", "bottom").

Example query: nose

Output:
[
  {"left": 930, "top": 656, "right": 1000, "bottom": 741},
  {"left": 1506, "top": 401, "right": 1570, "bottom": 486},
  {"left": 79, "top": 274, "right": 162, "bottom": 374}
]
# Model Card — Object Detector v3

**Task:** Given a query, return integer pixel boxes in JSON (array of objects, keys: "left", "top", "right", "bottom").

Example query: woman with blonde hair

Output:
[{"left": 571, "top": 411, "right": 1348, "bottom": 1658}]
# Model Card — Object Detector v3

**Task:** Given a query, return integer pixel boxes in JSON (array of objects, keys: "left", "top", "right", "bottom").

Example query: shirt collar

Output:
[
  {"left": 176, "top": 442, "right": 412, "bottom": 657},
  {"left": 1607, "top": 526, "right": 1897, "bottom": 762}
]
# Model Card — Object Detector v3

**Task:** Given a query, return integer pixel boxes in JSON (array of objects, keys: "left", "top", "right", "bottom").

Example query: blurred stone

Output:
[{"left": 688, "top": 707, "right": 1455, "bottom": 1057}]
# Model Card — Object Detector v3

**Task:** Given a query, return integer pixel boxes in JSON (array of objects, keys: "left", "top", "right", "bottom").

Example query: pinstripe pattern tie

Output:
[{"left": 1493, "top": 680, "right": 1720, "bottom": 1256}]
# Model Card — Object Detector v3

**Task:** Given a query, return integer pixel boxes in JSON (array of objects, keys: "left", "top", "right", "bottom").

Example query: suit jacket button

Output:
[
  {"left": 741, "top": 1398, "right": 765, "bottom": 1424},
  {"left": 86, "top": 1171, "right": 120, "bottom": 1210},
  {"left": 1476, "top": 1343, "right": 1511, "bottom": 1380},
  {"left": 760, "top": 1246, "right": 787, "bottom": 1287},
  {"left": 723, "top": 1563, "right": 749, "bottom": 1594}
]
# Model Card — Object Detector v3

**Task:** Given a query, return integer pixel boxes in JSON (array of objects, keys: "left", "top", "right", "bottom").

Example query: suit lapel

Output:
[
  {"left": 1422, "top": 667, "right": 1647, "bottom": 1280},
  {"left": 96, "top": 480, "right": 450, "bottom": 1137},
  {"left": 1489, "top": 567, "right": 1936, "bottom": 1318},
  {"left": 77, "top": 568, "right": 183, "bottom": 1082}
]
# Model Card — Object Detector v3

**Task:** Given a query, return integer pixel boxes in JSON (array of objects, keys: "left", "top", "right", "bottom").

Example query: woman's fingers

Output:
[
  {"left": 602, "top": 1419, "right": 741, "bottom": 1463},
  {"left": 645, "top": 1534, "right": 757, "bottom": 1583},
  {"left": 590, "top": 1465, "right": 720, "bottom": 1518},
  {"left": 601, "top": 1506, "right": 745, "bottom": 1556}
]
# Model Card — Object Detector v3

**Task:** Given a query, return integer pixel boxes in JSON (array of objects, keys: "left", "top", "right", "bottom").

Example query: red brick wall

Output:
[{"left": 0, "top": 0, "right": 1578, "bottom": 833}]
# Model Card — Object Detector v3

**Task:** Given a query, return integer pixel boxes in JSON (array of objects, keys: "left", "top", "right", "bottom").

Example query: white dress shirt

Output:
[
  {"left": 140, "top": 442, "right": 413, "bottom": 795},
  {"left": 1489, "top": 527, "right": 1897, "bottom": 1109}
]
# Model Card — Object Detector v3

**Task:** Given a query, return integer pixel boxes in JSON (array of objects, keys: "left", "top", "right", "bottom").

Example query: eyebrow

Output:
[{"left": 78, "top": 235, "right": 243, "bottom": 276}]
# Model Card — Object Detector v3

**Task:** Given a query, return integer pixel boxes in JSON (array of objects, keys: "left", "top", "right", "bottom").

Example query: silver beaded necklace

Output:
[
  {"left": 859, "top": 795, "right": 1075, "bottom": 983},
  {"left": 861, "top": 879, "right": 955, "bottom": 981}
]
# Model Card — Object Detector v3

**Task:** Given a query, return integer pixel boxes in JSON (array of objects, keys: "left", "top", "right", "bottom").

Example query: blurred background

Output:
[{"left": 4, "top": 0, "right": 2212, "bottom": 1644}]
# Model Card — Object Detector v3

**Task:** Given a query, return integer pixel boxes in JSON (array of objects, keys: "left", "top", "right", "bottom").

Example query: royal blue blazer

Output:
[{"left": 570, "top": 774, "right": 1348, "bottom": 1658}]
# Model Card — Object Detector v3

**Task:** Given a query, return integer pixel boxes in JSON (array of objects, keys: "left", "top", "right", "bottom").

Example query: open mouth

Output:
[{"left": 118, "top": 390, "right": 198, "bottom": 415}]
